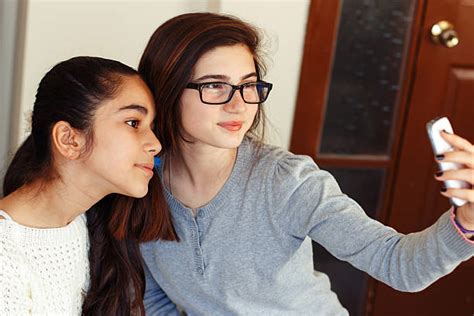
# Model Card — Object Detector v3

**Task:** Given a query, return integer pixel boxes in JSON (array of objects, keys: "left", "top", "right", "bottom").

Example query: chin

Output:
[
  {"left": 216, "top": 133, "right": 246, "bottom": 149},
  {"left": 122, "top": 184, "right": 149, "bottom": 199},
  {"left": 132, "top": 188, "right": 149, "bottom": 198}
]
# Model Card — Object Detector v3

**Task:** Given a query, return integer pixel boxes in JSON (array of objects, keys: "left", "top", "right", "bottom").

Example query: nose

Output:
[
  {"left": 223, "top": 90, "right": 246, "bottom": 113},
  {"left": 145, "top": 130, "right": 162, "bottom": 156}
]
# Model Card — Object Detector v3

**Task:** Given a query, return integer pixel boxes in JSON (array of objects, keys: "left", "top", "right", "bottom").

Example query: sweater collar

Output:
[{"left": 158, "top": 138, "right": 253, "bottom": 219}]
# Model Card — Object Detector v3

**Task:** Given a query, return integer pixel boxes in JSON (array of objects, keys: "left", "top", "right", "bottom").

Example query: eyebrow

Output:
[
  {"left": 193, "top": 72, "right": 258, "bottom": 82},
  {"left": 116, "top": 104, "right": 148, "bottom": 115}
]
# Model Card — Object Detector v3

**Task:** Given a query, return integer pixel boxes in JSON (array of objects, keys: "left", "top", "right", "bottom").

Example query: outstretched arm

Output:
[{"left": 270, "top": 146, "right": 474, "bottom": 292}]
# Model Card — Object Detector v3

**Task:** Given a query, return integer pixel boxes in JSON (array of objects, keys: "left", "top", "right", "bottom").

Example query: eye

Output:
[
  {"left": 126, "top": 120, "right": 140, "bottom": 129},
  {"left": 242, "top": 82, "right": 259, "bottom": 90},
  {"left": 243, "top": 82, "right": 258, "bottom": 87},
  {"left": 203, "top": 82, "right": 227, "bottom": 90}
]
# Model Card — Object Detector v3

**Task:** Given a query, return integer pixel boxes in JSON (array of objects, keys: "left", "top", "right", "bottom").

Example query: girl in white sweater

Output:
[{"left": 0, "top": 56, "right": 177, "bottom": 315}]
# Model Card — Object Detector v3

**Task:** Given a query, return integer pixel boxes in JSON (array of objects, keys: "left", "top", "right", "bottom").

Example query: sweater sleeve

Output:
[
  {"left": 0, "top": 224, "right": 31, "bottom": 314},
  {"left": 269, "top": 153, "right": 474, "bottom": 292},
  {"left": 143, "top": 261, "right": 181, "bottom": 316}
]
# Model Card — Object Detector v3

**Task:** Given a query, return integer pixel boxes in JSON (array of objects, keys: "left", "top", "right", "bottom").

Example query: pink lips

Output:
[
  {"left": 136, "top": 163, "right": 154, "bottom": 177},
  {"left": 218, "top": 121, "right": 243, "bottom": 131}
]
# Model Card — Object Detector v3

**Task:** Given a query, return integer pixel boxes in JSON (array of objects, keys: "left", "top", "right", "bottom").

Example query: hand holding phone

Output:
[{"left": 426, "top": 117, "right": 469, "bottom": 207}]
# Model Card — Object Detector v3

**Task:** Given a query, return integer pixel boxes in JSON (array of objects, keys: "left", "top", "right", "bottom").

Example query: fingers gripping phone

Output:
[{"left": 426, "top": 117, "right": 469, "bottom": 207}]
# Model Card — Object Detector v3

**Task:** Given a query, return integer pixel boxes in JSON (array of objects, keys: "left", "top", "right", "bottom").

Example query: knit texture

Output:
[
  {"left": 141, "top": 137, "right": 474, "bottom": 315},
  {"left": 0, "top": 211, "right": 89, "bottom": 315}
]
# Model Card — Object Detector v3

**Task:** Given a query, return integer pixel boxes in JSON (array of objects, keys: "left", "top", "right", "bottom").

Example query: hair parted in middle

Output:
[{"left": 138, "top": 12, "right": 268, "bottom": 157}]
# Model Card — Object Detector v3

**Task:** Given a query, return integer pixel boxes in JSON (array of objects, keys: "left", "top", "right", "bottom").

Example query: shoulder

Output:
[
  {"left": 0, "top": 221, "right": 26, "bottom": 274},
  {"left": 70, "top": 213, "right": 89, "bottom": 249},
  {"left": 0, "top": 224, "right": 30, "bottom": 313},
  {"left": 242, "top": 138, "right": 340, "bottom": 195},
  {"left": 77, "top": 213, "right": 88, "bottom": 227},
  {"left": 0, "top": 217, "right": 23, "bottom": 252},
  {"left": 68, "top": 213, "right": 88, "bottom": 235},
  {"left": 243, "top": 137, "right": 321, "bottom": 178},
  {"left": 0, "top": 216, "right": 14, "bottom": 240}
]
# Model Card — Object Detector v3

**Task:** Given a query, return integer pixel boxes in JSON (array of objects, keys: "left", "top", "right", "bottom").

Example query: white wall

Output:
[
  {"left": 220, "top": 0, "right": 310, "bottom": 147},
  {"left": 0, "top": 0, "right": 19, "bottom": 188},
  {"left": 11, "top": 0, "right": 310, "bottom": 149}
]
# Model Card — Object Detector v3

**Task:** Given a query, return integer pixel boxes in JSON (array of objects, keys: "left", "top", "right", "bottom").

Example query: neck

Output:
[
  {"left": 164, "top": 142, "right": 238, "bottom": 210},
  {"left": 173, "top": 143, "right": 237, "bottom": 186},
  {"left": 1, "top": 177, "right": 105, "bottom": 228}
]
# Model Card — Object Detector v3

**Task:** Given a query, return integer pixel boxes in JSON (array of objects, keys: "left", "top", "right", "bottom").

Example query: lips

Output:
[
  {"left": 218, "top": 121, "right": 243, "bottom": 131},
  {"left": 135, "top": 163, "right": 154, "bottom": 177}
]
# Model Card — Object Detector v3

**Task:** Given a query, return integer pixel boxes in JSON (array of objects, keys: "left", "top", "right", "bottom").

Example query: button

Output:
[
  {"left": 190, "top": 231, "right": 195, "bottom": 238},
  {"left": 198, "top": 212, "right": 205, "bottom": 218},
  {"left": 197, "top": 267, "right": 204, "bottom": 275},
  {"left": 195, "top": 248, "right": 200, "bottom": 256}
]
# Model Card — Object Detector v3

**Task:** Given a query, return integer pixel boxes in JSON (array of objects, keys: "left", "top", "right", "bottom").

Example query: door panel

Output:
[
  {"left": 292, "top": 0, "right": 473, "bottom": 315},
  {"left": 291, "top": 0, "right": 418, "bottom": 314},
  {"left": 371, "top": 0, "right": 474, "bottom": 314}
]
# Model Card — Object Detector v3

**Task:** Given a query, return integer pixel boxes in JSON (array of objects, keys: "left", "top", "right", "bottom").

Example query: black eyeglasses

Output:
[{"left": 186, "top": 81, "right": 273, "bottom": 105}]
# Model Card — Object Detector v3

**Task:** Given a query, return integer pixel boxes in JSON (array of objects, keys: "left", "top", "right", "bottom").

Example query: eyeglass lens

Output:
[{"left": 201, "top": 82, "right": 270, "bottom": 104}]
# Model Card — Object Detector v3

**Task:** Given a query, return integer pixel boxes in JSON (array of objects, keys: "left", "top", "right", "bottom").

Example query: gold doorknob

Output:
[{"left": 430, "top": 21, "right": 459, "bottom": 48}]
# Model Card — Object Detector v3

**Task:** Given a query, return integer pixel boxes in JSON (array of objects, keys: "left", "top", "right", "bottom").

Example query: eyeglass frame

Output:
[{"left": 185, "top": 80, "right": 273, "bottom": 105}]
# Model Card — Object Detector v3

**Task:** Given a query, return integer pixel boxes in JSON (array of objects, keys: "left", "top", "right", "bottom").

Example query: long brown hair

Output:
[
  {"left": 2, "top": 56, "right": 177, "bottom": 315},
  {"left": 138, "top": 12, "right": 268, "bottom": 158},
  {"left": 83, "top": 173, "right": 176, "bottom": 316}
]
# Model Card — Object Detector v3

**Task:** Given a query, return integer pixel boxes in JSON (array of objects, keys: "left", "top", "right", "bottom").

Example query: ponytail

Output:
[{"left": 3, "top": 135, "right": 53, "bottom": 196}]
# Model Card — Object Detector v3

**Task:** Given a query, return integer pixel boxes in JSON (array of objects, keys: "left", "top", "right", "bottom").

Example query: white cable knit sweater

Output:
[{"left": 0, "top": 210, "right": 90, "bottom": 315}]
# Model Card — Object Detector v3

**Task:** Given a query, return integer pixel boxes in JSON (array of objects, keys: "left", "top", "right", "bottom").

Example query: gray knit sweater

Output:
[{"left": 141, "top": 137, "right": 474, "bottom": 315}]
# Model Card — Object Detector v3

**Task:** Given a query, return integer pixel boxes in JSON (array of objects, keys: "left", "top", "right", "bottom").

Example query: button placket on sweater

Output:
[{"left": 190, "top": 209, "right": 206, "bottom": 276}]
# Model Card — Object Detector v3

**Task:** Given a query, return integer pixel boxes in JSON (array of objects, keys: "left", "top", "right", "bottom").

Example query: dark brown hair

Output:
[
  {"left": 138, "top": 12, "right": 268, "bottom": 157},
  {"left": 2, "top": 56, "right": 177, "bottom": 315}
]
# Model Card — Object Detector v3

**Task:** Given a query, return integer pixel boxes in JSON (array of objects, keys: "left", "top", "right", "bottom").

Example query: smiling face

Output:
[
  {"left": 81, "top": 75, "right": 161, "bottom": 198},
  {"left": 180, "top": 44, "right": 259, "bottom": 150}
]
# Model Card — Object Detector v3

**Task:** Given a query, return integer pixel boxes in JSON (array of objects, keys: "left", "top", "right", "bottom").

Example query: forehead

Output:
[
  {"left": 193, "top": 44, "right": 256, "bottom": 78},
  {"left": 96, "top": 75, "right": 155, "bottom": 117}
]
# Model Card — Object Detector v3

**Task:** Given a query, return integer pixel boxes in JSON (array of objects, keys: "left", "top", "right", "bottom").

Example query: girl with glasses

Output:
[
  {"left": 138, "top": 12, "right": 474, "bottom": 315},
  {"left": 0, "top": 56, "right": 177, "bottom": 315}
]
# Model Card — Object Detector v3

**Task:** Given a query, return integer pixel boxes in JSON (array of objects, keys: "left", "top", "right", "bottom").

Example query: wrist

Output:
[
  {"left": 453, "top": 208, "right": 474, "bottom": 238},
  {"left": 453, "top": 216, "right": 474, "bottom": 233}
]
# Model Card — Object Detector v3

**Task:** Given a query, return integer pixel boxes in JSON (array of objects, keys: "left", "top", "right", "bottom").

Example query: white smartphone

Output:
[{"left": 426, "top": 117, "right": 469, "bottom": 207}]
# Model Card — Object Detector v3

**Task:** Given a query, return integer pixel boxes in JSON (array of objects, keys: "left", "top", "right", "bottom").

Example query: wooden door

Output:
[
  {"left": 370, "top": 1, "right": 474, "bottom": 315},
  {"left": 292, "top": 0, "right": 421, "bottom": 314},
  {"left": 292, "top": 0, "right": 473, "bottom": 315}
]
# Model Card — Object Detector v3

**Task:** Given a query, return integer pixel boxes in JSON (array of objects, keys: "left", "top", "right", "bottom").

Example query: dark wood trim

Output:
[
  {"left": 316, "top": 156, "right": 390, "bottom": 169},
  {"left": 378, "top": 0, "right": 429, "bottom": 225},
  {"left": 289, "top": 0, "right": 342, "bottom": 157}
]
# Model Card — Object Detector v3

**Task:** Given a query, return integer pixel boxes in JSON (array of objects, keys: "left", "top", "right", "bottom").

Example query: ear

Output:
[{"left": 51, "top": 121, "right": 87, "bottom": 160}]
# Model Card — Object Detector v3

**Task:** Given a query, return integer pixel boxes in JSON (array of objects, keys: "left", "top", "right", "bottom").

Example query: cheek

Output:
[
  {"left": 247, "top": 106, "right": 259, "bottom": 123},
  {"left": 181, "top": 99, "right": 216, "bottom": 130},
  {"left": 87, "top": 141, "right": 117, "bottom": 171},
  {"left": 88, "top": 129, "right": 131, "bottom": 167},
  {"left": 183, "top": 112, "right": 213, "bottom": 135}
]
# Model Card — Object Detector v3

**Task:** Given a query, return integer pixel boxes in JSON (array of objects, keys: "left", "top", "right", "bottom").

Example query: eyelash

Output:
[{"left": 126, "top": 120, "right": 140, "bottom": 129}]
